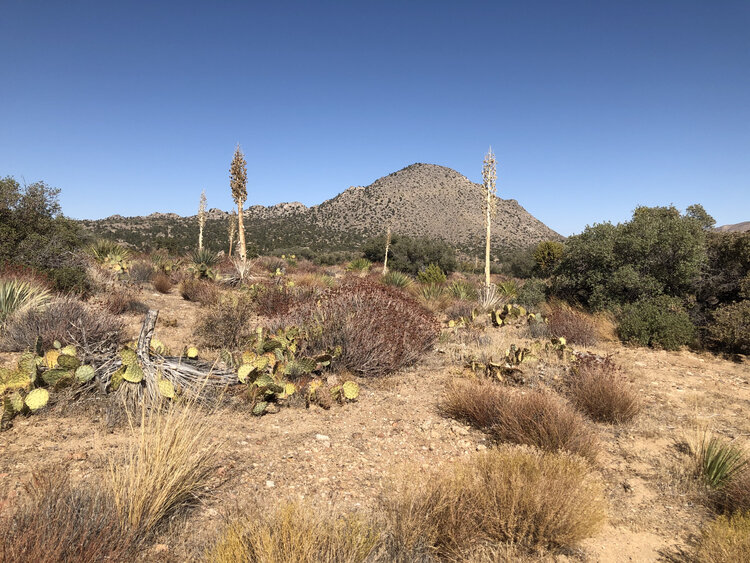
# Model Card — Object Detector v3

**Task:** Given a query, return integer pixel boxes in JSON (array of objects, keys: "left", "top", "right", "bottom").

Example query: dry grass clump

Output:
[
  {"left": 0, "top": 469, "right": 137, "bottom": 562},
  {"left": 546, "top": 301, "right": 601, "bottom": 346},
  {"left": 128, "top": 259, "right": 155, "bottom": 283},
  {"left": 719, "top": 468, "right": 750, "bottom": 515},
  {"left": 194, "top": 293, "right": 254, "bottom": 350},
  {"left": 382, "top": 446, "right": 606, "bottom": 559},
  {"left": 110, "top": 402, "right": 219, "bottom": 537},
  {"left": 441, "top": 380, "right": 598, "bottom": 461},
  {"left": 1, "top": 295, "right": 122, "bottom": 351},
  {"left": 151, "top": 272, "right": 173, "bottom": 294},
  {"left": 179, "top": 278, "right": 219, "bottom": 305},
  {"left": 566, "top": 355, "right": 641, "bottom": 424},
  {"left": 206, "top": 502, "right": 379, "bottom": 563},
  {"left": 695, "top": 511, "right": 750, "bottom": 563},
  {"left": 283, "top": 279, "right": 440, "bottom": 377}
]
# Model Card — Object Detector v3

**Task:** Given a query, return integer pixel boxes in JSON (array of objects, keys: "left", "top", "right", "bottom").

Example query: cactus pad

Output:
[
  {"left": 24, "top": 388, "right": 49, "bottom": 411},
  {"left": 57, "top": 354, "right": 80, "bottom": 370},
  {"left": 123, "top": 363, "right": 144, "bottom": 383},
  {"left": 158, "top": 379, "right": 176, "bottom": 399},
  {"left": 186, "top": 346, "right": 199, "bottom": 359},
  {"left": 75, "top": 365, "right": 95, "bottom": 383},
  {"left": 342, "top": 381, "right": 360, "bottom": 400},
  {"left": 120, "top": 348, "right": 138, "bottom": 366}
]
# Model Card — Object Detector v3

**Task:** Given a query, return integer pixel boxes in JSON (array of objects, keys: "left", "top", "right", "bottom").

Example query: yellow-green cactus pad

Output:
[
  {"left": 252, "top": 401, "right": 268, "bottom": 416},
  {"left": 186, "top": 346, "right": 199, "bottom": 359},
  {"left": 24, "top": 388, "right": 49, "bottom": 411},
  {"left": 60, "top": 345, "right": 77, "bottom": 357},
  {"left": 44, "top": 349, "right": 61, "bottom": 368},
  {"left": 57, "top": 354, "right": 80, "bottom": 370},
  {"left": 342, "top": 380, "right": 360, "bottom": 400},
  {"left": 284, "top": 382, "right": 296, "bottom": 396},
  {"left": 150, "top": 338, "right": 167, "bottom": 355},
  {"left": 237, "top": 364, "right": 254, "bottom": 384},
  {"left": 75, "top": 365, "right": 95, "bottom": 383},
  {"left": 158, "top": 379, "right": 175, "bottom": 399},
  {"left": 111, "top": 365, "right": 126, "bottom": 391},
  {"left": 120, "top": 348, "right": 138, "bottom": 366},
  {"left": 123, "top": 363, "right": 144, "bottom": 383},
  {"left": 241, "top": 351, "right": 258, "bottom": 365},
  {"left": 8, "top": 391, "right": 24, "bottom": 413}
]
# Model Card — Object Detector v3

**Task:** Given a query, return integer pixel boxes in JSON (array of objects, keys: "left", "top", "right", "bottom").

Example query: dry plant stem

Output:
[{"left": 482, "top": 147, "right": 497, "bottom": 287}]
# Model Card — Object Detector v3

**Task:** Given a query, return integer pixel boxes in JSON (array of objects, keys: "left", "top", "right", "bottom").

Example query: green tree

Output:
[
  {"left": 533, "top": 240, "right": 564, "bottom": 275},
  {"left": 362, "top": 233, "right": 456, "bottom": 275}
]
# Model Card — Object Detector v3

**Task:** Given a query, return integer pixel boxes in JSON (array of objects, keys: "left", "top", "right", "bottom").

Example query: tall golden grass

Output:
[{"left": 110, "top": 401, "right": 219, "bottom": 536}]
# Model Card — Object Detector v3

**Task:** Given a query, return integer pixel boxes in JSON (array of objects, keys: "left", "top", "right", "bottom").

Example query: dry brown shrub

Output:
[
  {"left": 194, "top": 293, "right": 254, "bottom": 350},
  {"left": 566, "top": 355, "right": 641, "bottom": 424},
  {"left": 206, "top": 502, "right": 379, "bottom": 563},
  {"left": 382, "top": 446, "right": 606, "bottom": 559},
  {"left": 91, "top": 285, "right": 144, "bottom": 315},
  {"left": 695, "top": 512, "right": 750, "bottom": 563},
  {"left": 546, "top": 300, "right": 599, "bottom": 346},
  {"left": 254, "top": 282, "right": 296, "bottom": 317},
  {"left": 282, "top": 279, "right": 440, "bottom": 377},
  {"left": 0, "top": 469, "right": 137, "bottom": 562},
  {"left": 718, "top": 467, "right": 750, "bottom": 515},
  {"left": 1, "top": 295, "right": 123, "bottom": 351},
  {"left": 110, "top": 402, "right": 219, "bottom": 538},
  {"left": 441, "top": 380, "right": 598, "bottom": 461},
  {"left": 151, "top": 272, "right": 173, "bottom": 294},
  {"left": 179, "top": 278, "right": 219, "bottom": 305}
]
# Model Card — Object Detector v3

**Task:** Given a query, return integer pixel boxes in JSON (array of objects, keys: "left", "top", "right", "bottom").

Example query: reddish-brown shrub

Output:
[
  {"left": 441, "top": 380, "right": 598, "bottom": 461},
  {"left": 179, "top": 278, "right": 219, "bottom": 305},
  {"left": 0, "top": 469, "right": 137, "bottom": 562},
  {"left": 1, "top": 296, "right": 123, "bottom": 352},
  {"left": 253, "top": 282, "right": 295, "bottom": 317},
  {"left": 547, "top": 301, "right": 599, "bottom": 346},
  {"left": 91, "top": 285, "right": 143, "bottom": 315},
  {"left": 566, "top": 355, "right": 641, "bottom": 424},
  {"left": 0, "top": 263, "right": 52, "bottom": 291},
  {"left": 194, "top": 293, "right": 255, "bottom": 350},
  {"left": 151, "top": 272, "right": 172, "bottom": 294},
  {"left": 282, "top": 279, "right": 440, "bottom": 377}
]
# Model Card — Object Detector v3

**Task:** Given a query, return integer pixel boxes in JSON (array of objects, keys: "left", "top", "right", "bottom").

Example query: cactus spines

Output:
[
  {"left": 24, "top": 388, "right": 49, "bottom": 411},
  {"left": 120, "top": 348, "right": 138, "bottom": 366}
]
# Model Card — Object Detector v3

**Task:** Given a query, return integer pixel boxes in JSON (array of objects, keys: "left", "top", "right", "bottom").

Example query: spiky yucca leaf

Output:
[{"left": 0, "top": 279, "right": 51, "bottom": 323}]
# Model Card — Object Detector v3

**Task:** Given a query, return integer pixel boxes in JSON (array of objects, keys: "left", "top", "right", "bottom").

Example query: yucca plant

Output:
[
  {"left": 87, "top": 239, "right": 131, "bottom": 263},
  {"left": 346, "top": 258, "right": 371, "bottom": 273},
  {"left": 0, "top": 279, "right": 51, "bottom": 324},
  {"left": 448, "top": 279, "right": 477, "bottom": 301},
  {"left": 188, "top": 248, "right": 220, "bottom": 280},
  {"left": 496, "top": 280, "right": 519, "bottom": 298},
  {"left": 477, "top": 283, "right": 501, "bottom": 311},
  {"left": 697, "top": 434, "right": 747, "bottom": 489},
  {"left": 381, "top": 270, "right": 413, "bottom": 288}
]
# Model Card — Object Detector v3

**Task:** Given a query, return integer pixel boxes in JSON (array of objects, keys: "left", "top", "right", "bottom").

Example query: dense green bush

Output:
[
  {"left": 516, "top": 278, "right": 548, "bottom": 307},
  {"left": 362, "top": 233, "right": 456, "bottom": 275},
  {"left": 495, "top": 245, "right": 536, "bottom": 279},
  {"left": 617, "top": 295, "right": 696, "bottom": 350},
  {"left": 553, "top": 205, "right": 711, "bottom": 310},
  {"left": 0, "top": 176, "right": 89, "bottom": 293},
  {"left": 704, "top": 300, "right": 750, "bottom": 355},
  {"left": 417, "top": 263, "right": 446, "bottom": 285},
  {"left": 533, "top": 240, "right": 564, "bottom": 275}
]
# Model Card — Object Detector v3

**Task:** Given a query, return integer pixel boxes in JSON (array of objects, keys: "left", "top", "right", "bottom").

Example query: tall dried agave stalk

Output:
[
  {"left": 382, "top": 227, "right": 392, "bottom": 275},
  {"left": 198, "top": 190, "right": 207, "bottom": 251},
  {"left": 227, "top": 210, "right": 237, "bottom": 257},
  {"left": 482, "top": 147, "right": 497, "bottom": 288},
  {"left": 229, "top": 145, "right": 248, "bottom": 261}
]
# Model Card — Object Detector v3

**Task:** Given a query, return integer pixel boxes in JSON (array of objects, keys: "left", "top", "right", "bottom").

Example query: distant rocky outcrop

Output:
[
  {"left": 80, "top": 163, "right": 561, "bottom": 254},
  {"left": 716, "top": 222, "right": 750, "bottom": 233}
]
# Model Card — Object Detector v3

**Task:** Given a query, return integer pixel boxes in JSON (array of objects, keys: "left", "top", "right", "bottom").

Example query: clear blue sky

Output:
[{"left": 1, "top": 1, "right": 748, "bottom": 236}]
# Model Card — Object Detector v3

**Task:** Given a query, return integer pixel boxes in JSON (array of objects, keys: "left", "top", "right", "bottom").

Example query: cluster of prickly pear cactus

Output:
[
  {"left": 463, "top": 343, "right": 534, "bottom": 385},
  {"left": 236, "top": 327, "right": 347, "bottom": 415},
  {"left": 545, "top": 337, "right": 572, "bottom": 360},
  {"left": 490, "top": 304, "right": 547, "bottom": 327},
  {"left": 0, "top": 341, "right": 97, "bottom": 429}
]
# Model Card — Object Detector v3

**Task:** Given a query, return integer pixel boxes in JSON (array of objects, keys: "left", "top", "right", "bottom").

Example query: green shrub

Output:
[
  {"left": 617, "top": 295, "right": 696, "bottom": 350},
  {"left": 346, "top": 258, "right": 371, "bottom": 273},
  {"left": 517, "top": 278, "right": 547, "bottom": 308},
  {"left": 704, "top": 300, "right": 750, "bottom": 355},
  {"left": 44, "top": 265, "right": 91, "bottom": 295},
  {"left": 533, "top": 240, "right": 564, "bottom": 275},
  {"left": 362, "top": 234, "right": 456, "bottom": 275},
  {"left": 417, "top": 263, "right": 446, "bottom": 285}
]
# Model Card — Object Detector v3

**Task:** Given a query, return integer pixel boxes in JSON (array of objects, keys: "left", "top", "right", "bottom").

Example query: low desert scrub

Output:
[
  {"left": 411, "top": 283, "right": 452, "bottom": 312},
  {"left": 110, "top": 402, "right": 218, "bottom": 537},
  {"left": 179, "top": 278, "right": 220, "bottom": 305},
  {"left": 194, "top": 293, "right": 254, "bottom": 350},
  {"left": 382, "top": 446, "right": 606, "bottom": 559},
  {"left": 151, "top": 272, "right": 173, "bottom": 293},
  {"left": 546, "top": 300, "right": 600, "bottom": 346},
  {"left": 206, "top": 502, "right": 379, "bottom": 563},
  {"left": 0, "top": 469, "right": 137, "bottom": 562},
  {"left": 1, "top": 295, "right": 122, "bottom": 351},
  {"left": 92, "top": 284, "right": 143, "bottom": 315},
  {"left": 0, "top": 278, "right": 51, "bottom": 324},
  {"left": 441, "top": 380, "right": 598, "bottom": 461},
  {"left": 718, "top": 468, "right": 750, "bottom": 515},
  {"left": 565, "top": 355, "right": 641, "bottom": 424},
  {"left": 694, "top": 512, "right": 750, "bottom": 563},
  {"left": 253, "top": 282, "right": 296, "bottom": 317},
  {"left": 282, "top": 279, "right": 440, "bottom": 377},
  {"left": 447, "top": 278, "right": 477, "bottom": 301},
  {"left": 128, "top": 259, "right": 155, "bottom": 283}
]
